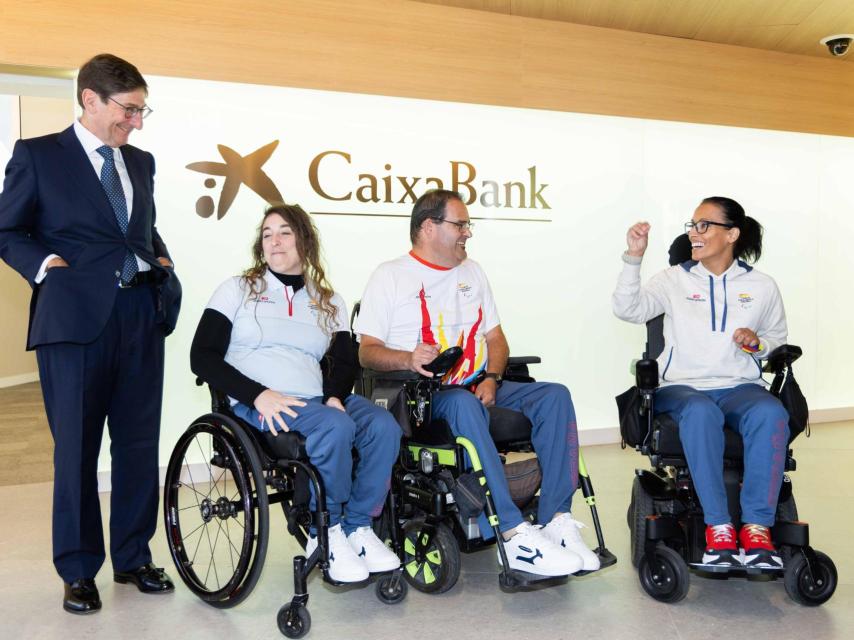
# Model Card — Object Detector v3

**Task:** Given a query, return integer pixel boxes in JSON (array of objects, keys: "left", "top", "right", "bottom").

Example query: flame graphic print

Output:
[{"left": 418, "top": 284, "right": 487, "bottom": 384}]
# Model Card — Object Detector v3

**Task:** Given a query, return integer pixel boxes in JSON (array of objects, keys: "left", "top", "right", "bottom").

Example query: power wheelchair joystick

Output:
[
  {"left": 423, "top": 346, "right": 464, "bottom": 377},
  {"left": 635, "top": 358, "right": 659, "bottom": 410}
]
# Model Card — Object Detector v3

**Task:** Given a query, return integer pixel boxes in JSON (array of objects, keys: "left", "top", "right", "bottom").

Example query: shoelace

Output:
[
  {"left": 742, "top": 524, "right": 771, "bottom": 545},
  {"left": 710, "top": 524, "right": 735, "bottom": 544}
]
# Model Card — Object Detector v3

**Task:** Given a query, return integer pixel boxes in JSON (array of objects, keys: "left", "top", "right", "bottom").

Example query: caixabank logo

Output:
[{"left": 187, "top": 140, "right": 552, "bottom": 221}]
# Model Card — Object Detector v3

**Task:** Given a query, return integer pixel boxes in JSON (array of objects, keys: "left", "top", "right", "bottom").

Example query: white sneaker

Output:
[
  {"left": 305, "top": 524, "right": 369, "bottom": 583},
  {"left": 347, "top": 526, "right": 401, "bottom": 573},
  {"left": 498, "top": 521, "right": 583, "bottom": 576},
  {"left": 541, "top": 513, "right": 601, "bottom": 571}
]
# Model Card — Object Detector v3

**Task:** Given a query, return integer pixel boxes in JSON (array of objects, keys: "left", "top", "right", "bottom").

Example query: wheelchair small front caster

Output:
[
  {"left": 784, "top": 549, "right": 837, "bottom": 606},
  {"left": 375, "top": 573, "right": 408, "bottom": 604},
  {"left": 277, "top": 603, "right": 311, "bottom": 638},
  {"left": 638, "top": 544, "right": 689, "bottom": 603}
]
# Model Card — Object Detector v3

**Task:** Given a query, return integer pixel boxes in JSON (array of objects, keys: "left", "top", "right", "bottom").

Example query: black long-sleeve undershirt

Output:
[{"left": 189, "top": 273, "right": 358, "bottom": 407}]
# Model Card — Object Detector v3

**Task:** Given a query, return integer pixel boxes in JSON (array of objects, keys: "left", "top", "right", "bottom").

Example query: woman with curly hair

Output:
[{"left": 191, "top": 204, "right": 400, "bottom": 583}]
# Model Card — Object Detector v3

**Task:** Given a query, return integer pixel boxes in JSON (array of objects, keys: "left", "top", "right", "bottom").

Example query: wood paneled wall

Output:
[{"left": 1, "top": 0, "right": 853, "bottom": 136}]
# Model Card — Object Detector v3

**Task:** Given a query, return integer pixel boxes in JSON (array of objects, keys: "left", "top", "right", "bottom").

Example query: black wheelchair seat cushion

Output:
[
  {"left": 653, "top": 413, "right": 744, "bottom": 460},
  {"left": 488, "top": 406, "right": 533, "bottom": 448},
  {"left": 258, "top": 429, "right": 308, "bottom": 461}
]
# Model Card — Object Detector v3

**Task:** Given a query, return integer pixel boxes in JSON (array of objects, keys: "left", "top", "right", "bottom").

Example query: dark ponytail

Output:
[{"left": 701, "top": 196, "right": 763, "bottom": 263}]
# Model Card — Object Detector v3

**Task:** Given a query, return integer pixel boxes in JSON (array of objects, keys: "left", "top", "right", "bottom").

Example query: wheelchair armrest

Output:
[
  {"left": 504, "top": 356, "right": 540, "bottom": 382},
  {"left": 761, "top": 344, "right": 802, "bottom": 373},
  {"left": 194, "top": 377, "right": 232, "bottom": 412}
]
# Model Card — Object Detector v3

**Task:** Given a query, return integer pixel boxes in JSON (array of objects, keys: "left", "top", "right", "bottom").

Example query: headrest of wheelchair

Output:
[
  {"left": 669, "top": 234, "right": 693, "bottom": 266},
  {"left": 425, "top": 346, "right": 464, "bottom": 376}
]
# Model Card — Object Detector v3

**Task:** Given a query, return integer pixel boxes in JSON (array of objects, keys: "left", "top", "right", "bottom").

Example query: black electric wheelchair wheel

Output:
[
  {"left": 164, "top": 414, "right": 270, "bottom": 608},
  {"left": 402, "top": 519, "right": 460, "bottom": 594},
  {"left": 277, "top": 602, "right": 311, "bottom": 639},
  {"left": 376, "top": 572, "right": 409, "bottom": 604},
  {"left": 638, "top": 544, "right": 690, "bottom": 603},
  {"left": 630, "top": 475, "right": 655, "bottom": 568},
  {"left": 784, "top": 550, "right": 837, "bottom": 606}
]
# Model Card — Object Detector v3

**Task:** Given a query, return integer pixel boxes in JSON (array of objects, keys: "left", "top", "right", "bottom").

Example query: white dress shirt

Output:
[{"left": 36, "top": 119, "right": 150, "bottom": 283}]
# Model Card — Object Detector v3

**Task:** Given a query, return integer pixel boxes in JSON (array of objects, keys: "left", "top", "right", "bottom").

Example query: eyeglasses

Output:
[
  {"left": 109, "top": 96, "right": 153, "bottom": 119},
  {"left": 684, "top": 220, "right": 734, "bottom": 234},
  {"left": 431, "top": 217, "right": 474, "bottom": 232}
]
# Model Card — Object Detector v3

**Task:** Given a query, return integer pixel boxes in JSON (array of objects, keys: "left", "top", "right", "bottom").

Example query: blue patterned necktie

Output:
[{"left": 96, "top": 145, "right": 138, "bottom": 283}]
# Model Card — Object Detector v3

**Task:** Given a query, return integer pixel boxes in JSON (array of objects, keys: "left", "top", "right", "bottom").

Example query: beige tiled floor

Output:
[{"left": 1, "top": 422, "right": 852, "bottom": 639}]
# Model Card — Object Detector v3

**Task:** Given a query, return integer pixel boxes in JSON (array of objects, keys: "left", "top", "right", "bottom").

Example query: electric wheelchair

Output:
[
  {"left": 358, "top": 340, "right": 618, "bottom": 595},
  {"left": 616, "top": 235, "right": 837, "bottom": 606},
  {"left": 162, "top": 381, "right": 407, "bottom": 639}
]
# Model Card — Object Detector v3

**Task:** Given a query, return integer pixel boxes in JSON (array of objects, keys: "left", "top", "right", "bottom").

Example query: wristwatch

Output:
[{"left": 484, "top": 372, "right": 503, "bottom": 385}]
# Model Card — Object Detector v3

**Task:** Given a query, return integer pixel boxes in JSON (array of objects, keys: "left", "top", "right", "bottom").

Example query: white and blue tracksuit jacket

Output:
[{"left": 612, "top": 256, "right": 787, "bottom": 390}]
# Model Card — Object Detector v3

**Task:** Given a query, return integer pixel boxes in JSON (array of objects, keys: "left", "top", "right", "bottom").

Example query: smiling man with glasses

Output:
[
  {"left": 0, "top": 53, "right": 181, "bottom": 614},
  {"left": 355, "top": 189, "right": 601, "bottom": 578}
]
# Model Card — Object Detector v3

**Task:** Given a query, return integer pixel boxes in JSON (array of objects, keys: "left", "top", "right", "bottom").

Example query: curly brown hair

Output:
[{"left": 242, "top": 204, "right": 339, "bottom": 334}]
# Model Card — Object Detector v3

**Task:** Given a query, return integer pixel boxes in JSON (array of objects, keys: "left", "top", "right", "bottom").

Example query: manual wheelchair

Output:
[
  {"left": 359, "top": 344, "right": 617, "bottom": 595},
  {"left": 617, "top": 236, "right": 837, "bottom": 606},
  {"left": 162, "top": 381, "right": 407, "bottom": 639}
]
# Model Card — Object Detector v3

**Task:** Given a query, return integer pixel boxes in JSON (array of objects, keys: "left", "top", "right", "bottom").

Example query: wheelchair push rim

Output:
[{"left": 163, "top": 416, "right": 270, "bottom": 606}]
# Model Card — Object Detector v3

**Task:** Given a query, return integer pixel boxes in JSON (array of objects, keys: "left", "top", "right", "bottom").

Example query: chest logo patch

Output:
[{"left": 686, "top": 293, "right": 707, "bottom": 302}]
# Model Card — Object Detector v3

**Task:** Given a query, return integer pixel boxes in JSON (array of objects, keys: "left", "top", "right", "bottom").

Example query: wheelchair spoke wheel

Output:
[
  {"left": 638, "top": 544, "right": 689, "bottom": 603},
  {"left": 163, "top": 416, "right": 269, "bottom": 607},
  {"left": 784, "top": 550, "right": 837, "bottom": 606},
  {"left": 402, "top": 520, "right": 460, "bottom": 594}
]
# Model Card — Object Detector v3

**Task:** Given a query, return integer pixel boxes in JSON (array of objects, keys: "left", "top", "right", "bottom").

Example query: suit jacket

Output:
[{"left": 0, "top": 125, "right": 181, "bottom": 349}]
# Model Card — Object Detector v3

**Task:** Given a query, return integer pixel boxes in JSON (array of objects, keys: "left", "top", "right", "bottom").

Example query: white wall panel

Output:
[{"left": 110, "top": 75, "right": 854, "bottom": 470}]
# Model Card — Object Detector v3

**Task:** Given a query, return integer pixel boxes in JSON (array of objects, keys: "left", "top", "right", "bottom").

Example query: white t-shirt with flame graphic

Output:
[{"left": 355, "top": 252, "right": 501, "bottom": 385}]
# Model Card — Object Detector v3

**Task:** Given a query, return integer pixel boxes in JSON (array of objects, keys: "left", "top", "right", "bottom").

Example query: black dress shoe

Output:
[
  {"left": 63, "top": 578, "right": 102, "bottom": 614},
  {"left": 114, "top": 563, "right": 175, "bottom": 593}
]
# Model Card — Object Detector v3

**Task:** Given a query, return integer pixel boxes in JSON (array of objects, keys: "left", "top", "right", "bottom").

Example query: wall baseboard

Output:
[
  {"left": 99, "top": 462, "right": 208, "bottom": 493},
  {"left": 579, "top": 426, "right": 621, "bottom": 446},
  {"left": 809, "top": 407, "right": 854, "bottom": 424},
  {"left": 0, "top": 372, "right": 39, "bottom": 388}
]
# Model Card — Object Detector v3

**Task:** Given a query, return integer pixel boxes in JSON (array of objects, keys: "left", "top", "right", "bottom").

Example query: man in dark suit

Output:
[{"left": 0, "top": 53, "right": 181, "bottom": 614}]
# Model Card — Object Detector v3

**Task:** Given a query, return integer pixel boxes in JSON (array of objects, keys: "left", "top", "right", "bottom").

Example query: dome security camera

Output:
[{"left": 820, "top": 34, "right": 854, "bottom": 57}]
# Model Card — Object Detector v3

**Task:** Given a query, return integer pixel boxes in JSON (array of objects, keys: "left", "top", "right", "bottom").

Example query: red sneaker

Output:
[
  {"left": 701, "top": 523, "right": 739, "bottom": 566},
  {"left": 739, "top": 524, "right": 783, "bottom": 568}
]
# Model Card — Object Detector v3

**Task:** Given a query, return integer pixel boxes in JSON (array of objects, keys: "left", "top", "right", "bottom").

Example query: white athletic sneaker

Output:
[
  {"left": 541, "top": 513, "right": 601, "bottom": 571},
  {"left": 498, "top": 521, "right": 583, "bottom": 576},
  {"left": 305, "top": 524, "right": 369, "bottom": 583},
  {"left": 347, "top": 526, "right": 401, "bottom": 573}
]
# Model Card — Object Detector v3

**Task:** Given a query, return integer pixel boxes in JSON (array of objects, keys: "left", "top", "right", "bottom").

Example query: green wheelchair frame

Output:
[{"left": 366, "top": 352, "right": 617, "bottom": 594}]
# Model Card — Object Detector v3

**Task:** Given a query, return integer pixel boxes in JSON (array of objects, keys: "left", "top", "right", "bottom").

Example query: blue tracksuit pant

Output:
[
  {"left": 655, "top": 383, "right": 789, "bottom": 527},
  {"left": 431, "top": 381, "right": 579, "bottom": 534},
  {"left": 233, "top": 394, "right": 400, "bottom": 533}
]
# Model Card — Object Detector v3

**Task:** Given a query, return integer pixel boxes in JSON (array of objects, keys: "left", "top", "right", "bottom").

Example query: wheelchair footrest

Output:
[
  {"left": 499, "top": 569, "right": 569, "bottom": 591},
  {"left": 321, "top": 574, "right": 371, "bottom": 589},
  {"left": 689, "top": 562, "right": 783, "bottom": 576},
  {"left": 597, "top": 546, "right": 618, "bottom": 569},
  {"left": 573, "top": 547, "right": 617, "bottom": 576}
]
